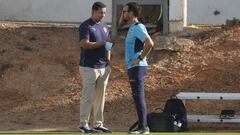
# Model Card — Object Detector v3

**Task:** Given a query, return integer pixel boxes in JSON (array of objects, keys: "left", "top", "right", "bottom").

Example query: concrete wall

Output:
[
  {"left": 169, "top": 0, "right": 183, "bottom": 21},
  {"left": 1, "top": 0, "right": 240, "bottom": 25},
  {"left": 0, "top": 0, "right": 183, "bottom": 23},
  {"left": 188, "top": 0, "right": 240, "bottom": 25},
  {"left": 169, "top": 0, "right": 184, "bottom": 32},
  {"left": 0, "top": 0, "right": 186, "bottom": 33},
  {"left": 0, "top": 0, "right": 112, "bottom": 23}
]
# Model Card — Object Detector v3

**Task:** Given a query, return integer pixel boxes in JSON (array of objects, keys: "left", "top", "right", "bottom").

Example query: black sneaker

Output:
[
  {"left": 79, "top": 126, "right": 103, "bottom": 134},
  {"left": 94, "top": 126, "right": 112, "bottom": 133},
  {"left": 128, "top": 127, "right": 150, "bottom": 134}
]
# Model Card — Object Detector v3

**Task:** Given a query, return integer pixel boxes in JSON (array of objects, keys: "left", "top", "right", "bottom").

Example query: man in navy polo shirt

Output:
[
  {"left": 119, "top": 2, "right": 154, "bottom": 134},
  {"left": 79, "top": 1, "right": 112, "bottom": 134}
]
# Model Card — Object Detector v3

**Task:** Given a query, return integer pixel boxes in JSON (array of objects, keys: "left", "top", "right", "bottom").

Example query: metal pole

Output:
[
  {"left": 111, "top": 0, "right": 117, "bottom": 42},
  {"left": 162, "top": 0, "right": 169, "bottom": 34}
]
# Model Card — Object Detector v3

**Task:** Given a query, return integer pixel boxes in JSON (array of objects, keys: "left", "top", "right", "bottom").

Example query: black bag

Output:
[
  {"left": 129, "top": 98, "right": 188, "bottom": 132},
  {"left": 220, "top": 109, "right": 235, "bottom": 119},
  {"left": 147, "top": 110, "right": 176, "bottom": 132},
  {"left": 163, "top": 98, "right": 188, "bottom": 132},
  {"left": 129, "top": 108, "right": 177, "bottom": 132}
]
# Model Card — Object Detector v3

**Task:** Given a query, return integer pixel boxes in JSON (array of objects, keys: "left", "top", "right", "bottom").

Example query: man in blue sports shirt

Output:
[
  {"left": 118, "top": 2, "right": 154, "bottom": 134},
  {"left": 78, "top": 1, "right": 112, "bottom": 134}
]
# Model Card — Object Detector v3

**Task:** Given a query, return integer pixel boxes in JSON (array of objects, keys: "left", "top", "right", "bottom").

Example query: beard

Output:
[
  {"left": 94, "top": 17, "right": 103, "bottom": 23},
  {"left": 123, "top": 18, "right": 128, "bottom": 23}
]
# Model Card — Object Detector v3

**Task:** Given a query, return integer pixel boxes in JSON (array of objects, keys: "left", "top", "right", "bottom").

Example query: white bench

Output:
[{"left": 176, "top": 92, "right": 240, "bottom": 123}]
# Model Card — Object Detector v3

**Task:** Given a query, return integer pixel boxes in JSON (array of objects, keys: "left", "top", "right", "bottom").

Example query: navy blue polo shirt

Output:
[{"left": 79, "top": 18, "right": 109, "bottom": 69}]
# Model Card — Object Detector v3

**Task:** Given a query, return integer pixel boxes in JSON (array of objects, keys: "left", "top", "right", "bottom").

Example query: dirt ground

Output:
[{"left": 0, "top": 22, "right": 240, "bottom": 132}]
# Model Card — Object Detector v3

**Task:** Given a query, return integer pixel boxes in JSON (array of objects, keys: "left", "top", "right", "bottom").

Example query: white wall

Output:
[
  {"left": 1, "top": 0, "right": 240, "bottom": 25},
  {"left": 169, "top": 0, "right": 183, "bottom": 21},
  {"left": 188, "top": 0, "right": 240, "bottom": 25},
  {"left": 0, "top": 0, "right": 112, "bottom": 23},
  {"left": 169, "top": 0, "right": 184, "bottom": 32}
]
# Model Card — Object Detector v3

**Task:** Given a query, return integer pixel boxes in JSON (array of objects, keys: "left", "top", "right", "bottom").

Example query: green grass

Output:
[{"left": 0, "top": 132, "right": 240, "bottom": 135}]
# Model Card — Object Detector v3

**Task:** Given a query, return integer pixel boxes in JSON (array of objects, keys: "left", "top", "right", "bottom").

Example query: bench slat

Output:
[
  {"left": 177, "top": 92, "right": 240, "bottom": 100},
  {"left": 188, "top": 115, "right": 240, "bottom": 123}
]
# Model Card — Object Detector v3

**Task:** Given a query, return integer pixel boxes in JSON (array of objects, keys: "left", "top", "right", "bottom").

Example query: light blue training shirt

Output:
[{"left": 125, "top": 22, "right": 150, "bottom": 69}]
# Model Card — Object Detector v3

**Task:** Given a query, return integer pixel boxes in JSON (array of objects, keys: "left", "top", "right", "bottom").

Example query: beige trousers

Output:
[{"left": 79, "top": 66, "right": 110, "bottom": 128}]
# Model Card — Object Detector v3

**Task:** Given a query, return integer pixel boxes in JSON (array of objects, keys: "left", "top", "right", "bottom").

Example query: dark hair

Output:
[
  {"left": 92, "top": 1, "right": 106, "bottom": 11},
  {"left": 126, "top": 2, "right": 142, "bottom": 17}
]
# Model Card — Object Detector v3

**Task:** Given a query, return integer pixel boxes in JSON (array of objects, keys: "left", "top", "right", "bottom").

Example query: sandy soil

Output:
[{"left": 0, "top": 22, "right": 240, "bottom": 132}]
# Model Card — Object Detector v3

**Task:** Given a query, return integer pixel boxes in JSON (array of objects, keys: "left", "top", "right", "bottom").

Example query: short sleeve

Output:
[
  {"left": 79, "top": 23, "right": 89, "bottom": 41},
  {"left": 134, "top": 24, "right": 150, "bottom": 43}
]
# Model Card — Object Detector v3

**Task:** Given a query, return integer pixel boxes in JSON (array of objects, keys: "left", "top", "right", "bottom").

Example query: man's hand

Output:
[
  {"left": 131, "top": 58, "right": 141, "bottom": 66},
  {"left": 80, "top": 40, "right": 106, "bottom": 50},
  {"left": 97, "top": 41, "right": 106, "bottom": 46},
  {"left": 118, "top": 11, "right": 126, "bottom": 30},
  {"left": 119, "top": 11, "right": 124, "bottom": 24}
]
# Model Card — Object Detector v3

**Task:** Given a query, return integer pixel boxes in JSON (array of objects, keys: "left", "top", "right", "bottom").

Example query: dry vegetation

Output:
[{"left": 0, "top": 22, "right": 240, "bottom": 131}]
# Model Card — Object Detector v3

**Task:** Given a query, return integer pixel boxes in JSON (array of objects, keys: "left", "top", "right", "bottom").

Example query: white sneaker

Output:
[{"left": 128, "top": 127, "right": 150, "bottom": 134}]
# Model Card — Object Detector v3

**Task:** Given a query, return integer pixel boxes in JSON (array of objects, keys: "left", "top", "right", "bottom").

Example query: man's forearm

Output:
[
  {"left": 139, "top": 38, "right": 154, "bottom": 59},
  {"left": 80, "top": 40, "right": 105, "bottom": 50},
  {"left": 117, "top": 12, "right": 128, "bottom": 30},
  {"left": 139, "top": 45, "right": 153, "bottom": 59}
]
